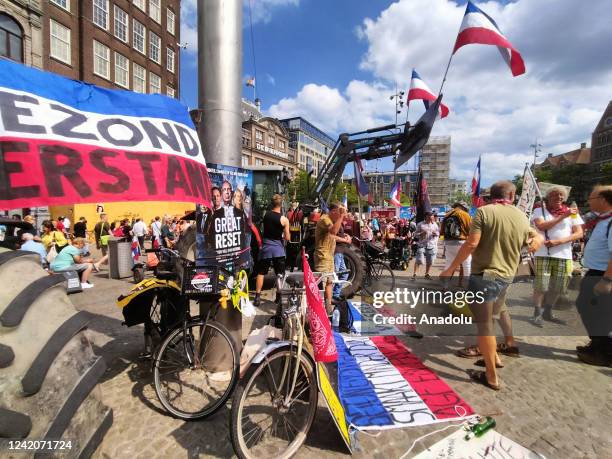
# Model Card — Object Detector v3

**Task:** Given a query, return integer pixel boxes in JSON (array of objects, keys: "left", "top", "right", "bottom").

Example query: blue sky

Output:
[{"left": 180, "top": 0, "right": 612, "bottom": 185}]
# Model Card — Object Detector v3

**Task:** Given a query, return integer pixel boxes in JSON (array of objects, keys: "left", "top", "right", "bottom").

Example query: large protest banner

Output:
[
  {"left": 516, "top": 165, "right": 539, "bottom": 218},
  {"left": 195, "top": 163, "right": 253, "bottom": 273},
  {"left": 0, "top": 59, "right": 211, "bottom": 209}
]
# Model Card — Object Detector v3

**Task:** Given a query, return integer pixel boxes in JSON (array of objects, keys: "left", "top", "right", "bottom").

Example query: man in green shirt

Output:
[{"left": 441, "top": 181, "right": 543, "bottom": 390}]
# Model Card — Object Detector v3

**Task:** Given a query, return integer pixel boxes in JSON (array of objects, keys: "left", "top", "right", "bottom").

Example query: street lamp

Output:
[
  {"left": 390, "top": 83, "right": 405, "bottom": 126},
  {"left": 530, "top": 139, "right": 542, "bottom": 170}
]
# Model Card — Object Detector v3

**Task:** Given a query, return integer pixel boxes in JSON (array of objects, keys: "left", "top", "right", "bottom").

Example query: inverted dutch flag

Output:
[
  {"left": 336, "top": 334, "right": 474, "bottom": 429},
  {"left": 453, "top": 1, "right": 525, "bottom": 77},
  {"left": 389, "top": 179, "right": 402, "bottom": 207},
  {"left": 131, "top": 240, "right": 141, "bottom": 263},
  {"left": 408, "top": 70, "right": 449, "bottom": 118},
  {"left": 471, "top": 157, "right": 484, "bottom": 208}
]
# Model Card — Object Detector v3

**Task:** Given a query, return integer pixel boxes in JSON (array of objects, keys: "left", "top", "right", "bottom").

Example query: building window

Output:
[
  {"left": 149, "top": 72, "right": 161, "bottom": 94},
  {"left": 149, "top": 0, "right": 161, "bottom": 23},
  {"left": 49, "top": 20, "right": 70, "bottom": 65},
  {"left": 93, "top": 0, "right": 109, "bottom": 30},
  {"left": 268, "top": 136, "right": 275, "bottom": 146},
  {"left": 50, "top": 0, "right": 69, "bottom": 11},
  {"left": 0, "top": 14, "right": 24, "bottom": 63},
  {"left": 166, "top": 85, "right": 175, "bottom": 98},
  {"left": 133, "top": 63, "right": 146, "bottom": 93},
  {"left": 149, "top": 32, "right": 160, "bottom": 63},
  {"left": 255, "top": 158, "right": 263, "bottom": 166},
  {"left": 114, "top": 52, "right": 129, "bottom": 88},
  {"left": 242, "top": 156, "right": 250, "bottom": 167},
  {"left": 255, "top": 130, "right": 263, "bottom": 141},
  {"left": 278, "top": 139, "right": 285, "bottom": 150},
  {"left": 133, "top": 0, "right": 145, "bottom": 11},
  {"left": 93, "top": 40, "right": 110, "bottom": 79},
  {"left": 114, "top": 6, "right": 128, "bottom": 43},
  {"left": 132, "top": 20, "right": 146, "bottom": 54},
  {"left": 167, "top": 8, "right": 175, "bottom": 35},
  {"left": 166, "top": 47, "right": 175, "bottom": 73}
]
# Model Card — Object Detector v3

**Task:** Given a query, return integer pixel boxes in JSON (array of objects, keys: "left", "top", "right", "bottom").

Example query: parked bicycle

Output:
[
  {"left": 230, "top": 270, "right": 346, "bottom": 458},
  {"left": 352, "top": 236, "right": 396, "bottom": 296}
]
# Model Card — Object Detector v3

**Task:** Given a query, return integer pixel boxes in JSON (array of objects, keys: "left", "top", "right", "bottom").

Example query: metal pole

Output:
[{"left": 198, "top": 0, "right": 243, "bottom": 353}]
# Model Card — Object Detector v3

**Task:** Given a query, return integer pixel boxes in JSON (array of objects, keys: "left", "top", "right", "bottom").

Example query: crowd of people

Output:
[{"left": 8, "top": 212, "right": 192, "bottom": 290}]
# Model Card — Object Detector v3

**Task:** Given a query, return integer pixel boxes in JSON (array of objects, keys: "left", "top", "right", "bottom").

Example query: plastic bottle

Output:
[
  {"left": 332, "top": 308, "right": 340, "bottom": 332},
  {"left": 570, "top": 201, "right": 578, "bottom": 219}
]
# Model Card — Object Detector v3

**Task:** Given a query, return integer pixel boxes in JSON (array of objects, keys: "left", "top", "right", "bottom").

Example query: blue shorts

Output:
[{"left": 416, "top": 247, "right": 436, "bottom": 265}]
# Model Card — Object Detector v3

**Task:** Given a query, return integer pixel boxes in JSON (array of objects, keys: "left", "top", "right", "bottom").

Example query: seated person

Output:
[
  {"left": 19, "top": 233, "right": 48, "bottom": 266},
  {"left": 49, "top": 238, "right": 107, "bottom": 289}
]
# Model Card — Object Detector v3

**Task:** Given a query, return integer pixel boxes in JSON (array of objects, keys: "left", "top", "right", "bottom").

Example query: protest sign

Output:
[
  {"left": 516, "top": 165, "right": 539, "bottom": 218},
  {"left": 195, "top": 163, "right": 253, "bottom": 272},
  {"left": 0, "top": 59, "right": 211, "bottom": 209}
]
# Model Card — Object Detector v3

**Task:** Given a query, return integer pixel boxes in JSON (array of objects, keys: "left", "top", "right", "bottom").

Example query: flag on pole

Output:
[
  {"left": 471, "top": 157, "right": 484, "bottom": 208},
  {"left": 408, "top": 70, "right": 450, "bottom": 118},
  {"left": 342, "top": 190, "right": 348, "bottom": 208},
  {"left": 353, "top": 157, "right": 370, "bottom": 197},
  {"left": 453, "top": 1, "right": 525, "bottom": 77},
  {"left": 415, "top": 169, "right": 431, "bottom": 223},
  {"left": 131, "top": 240, "right": 141, "bottom": 263},
  {"left": 302, "top": 249, "right": 337, "bottom": 363},
  {"left": 246, "top": 77, "right": 256, "bottom": 87},
  {"left": 389, "top": 179, "right": 402, "bottom": 207}
]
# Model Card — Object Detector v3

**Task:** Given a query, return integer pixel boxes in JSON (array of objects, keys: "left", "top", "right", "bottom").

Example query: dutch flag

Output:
[
  {"left": 454, "top": 1, "right": 525, "bottom": 77},
  {"left": 389, "top": 179, "right": 402, "bottom": 207},
  {"left": 408, "top": 70, "right": 450, "bottom": 118}
]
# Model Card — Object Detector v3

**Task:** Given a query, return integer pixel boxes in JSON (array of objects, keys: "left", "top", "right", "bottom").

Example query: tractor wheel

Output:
[
  {"left": 0, "top": 250, "right": 112, "bottom": 458},
  {"left": 336, "top": 244, "right": 366, "bottom": 298}
]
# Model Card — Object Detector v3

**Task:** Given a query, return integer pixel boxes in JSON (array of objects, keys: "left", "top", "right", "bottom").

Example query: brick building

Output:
[{"left": 41, "top": 0, "right": 179, "bottom": 97}]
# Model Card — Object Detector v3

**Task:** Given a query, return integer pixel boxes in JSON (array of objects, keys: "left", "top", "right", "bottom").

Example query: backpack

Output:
[{"left": 443, "top": 213, "right": 463, "bottom": 240}]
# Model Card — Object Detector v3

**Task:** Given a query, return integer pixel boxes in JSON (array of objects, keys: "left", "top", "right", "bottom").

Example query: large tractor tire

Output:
[
  {"left": 336, "top": 244, "right": 366, "bottom": 298},
  {"left": 0, "top": 250, "right": 112, "bottom": 458}
]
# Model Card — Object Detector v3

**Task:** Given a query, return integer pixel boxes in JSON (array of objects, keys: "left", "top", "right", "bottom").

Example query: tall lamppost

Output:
[
  {"left": 389, "top": 83, "right": 405, "bottom": 126},
  {"left": 530, "top": 139, "right": 542, "bottom": 171}
]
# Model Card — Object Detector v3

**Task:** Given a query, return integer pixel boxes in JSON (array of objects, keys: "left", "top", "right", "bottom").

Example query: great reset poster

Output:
[
  {"left": 0, "top": 59, "right": 211, "bottom": 209},
  {"left": 196, "top": 163, "right": 253, "bottom": 273}
]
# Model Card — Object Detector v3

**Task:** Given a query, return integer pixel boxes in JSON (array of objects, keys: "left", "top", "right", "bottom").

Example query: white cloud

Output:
[
  {"left": 181, "top": 0, "right": 299, "bottom": 55},
  {"left": 268, "top": 0, "right": 612, "bottom": 184},
  {"left": 265, "top": 73, "right": 276, "bottom": 86}
]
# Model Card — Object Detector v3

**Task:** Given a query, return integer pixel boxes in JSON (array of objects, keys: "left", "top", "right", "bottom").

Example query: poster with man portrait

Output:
[{"left": 195, "top": 163, "right": 253, "bottom": 273}]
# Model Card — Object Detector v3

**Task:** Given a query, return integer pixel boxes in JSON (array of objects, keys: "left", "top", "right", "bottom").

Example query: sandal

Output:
[
  {"left": 497, "top": 343, "right": 520, "bottom": 357},
  {"left": 456, "top": 345, "right": 482, "bottom": 358},
  {"left": 474, "top": 359, "right": 504, "bottom": 368},
  {"left": 467, "top": 369, "right": 500, "bottom": 391}
]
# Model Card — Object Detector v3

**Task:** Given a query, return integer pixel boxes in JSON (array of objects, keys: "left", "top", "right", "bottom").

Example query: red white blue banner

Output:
[
  {"left": 0, "top": 59, "right": 211, "bottom": 210},
  {"left": 336, "top": 334, "right": 473, "bottom": 429},
  {"left": 408, "top": 70, "right": 449, "bottom": 118},
  {"left": 389, "top": 179, "right": 402, "bottom": 207}
]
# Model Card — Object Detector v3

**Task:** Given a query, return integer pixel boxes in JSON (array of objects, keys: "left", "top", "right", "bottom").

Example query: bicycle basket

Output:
[{"left": 365, "top": 241, "right": 385, "bottom": 258}]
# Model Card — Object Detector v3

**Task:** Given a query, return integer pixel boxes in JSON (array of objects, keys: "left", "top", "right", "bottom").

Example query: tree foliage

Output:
[{"left": 287, "top": 169, "right": 360, "bottom": 208}]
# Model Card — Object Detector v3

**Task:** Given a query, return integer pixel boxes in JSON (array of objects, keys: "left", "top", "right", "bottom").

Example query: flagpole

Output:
[{"left": 438, "top": 52, "right": 455, "bottom": 96}]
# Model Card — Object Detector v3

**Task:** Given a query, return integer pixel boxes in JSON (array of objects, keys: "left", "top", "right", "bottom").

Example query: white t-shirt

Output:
[
  {"left": 133, "top": 220, "right": 147, "bottom": 237},
  {"left": 531, "top": 207, "right": 584, "bottom": 259}
]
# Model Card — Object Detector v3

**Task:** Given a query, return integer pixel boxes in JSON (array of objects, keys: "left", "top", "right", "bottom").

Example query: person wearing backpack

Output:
[{"left": 443, "top": 201, "right": 472, "bottom": 286}]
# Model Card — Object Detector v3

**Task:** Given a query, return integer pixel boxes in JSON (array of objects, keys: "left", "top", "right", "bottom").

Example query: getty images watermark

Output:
[{"left": 370, "top": 288, "right": 486, "bottom": 325}]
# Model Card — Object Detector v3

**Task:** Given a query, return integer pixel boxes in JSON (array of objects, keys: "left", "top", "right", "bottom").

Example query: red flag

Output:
[{"left": 302, "top": 249, "right": 337, "bottom": 363}]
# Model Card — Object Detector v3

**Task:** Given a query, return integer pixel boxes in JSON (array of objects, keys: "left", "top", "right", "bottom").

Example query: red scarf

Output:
[
  {"left": 584, "top": 212, "right": 611, "bottom": 232},
  {"left": 491, "top": 199, "right": 513, "bottom": 205},
  {"left": 545, "top": 204, "right": 569, "bottom": 217}
]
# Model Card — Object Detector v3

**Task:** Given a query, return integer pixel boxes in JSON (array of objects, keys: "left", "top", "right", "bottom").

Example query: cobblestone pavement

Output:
[{"left": 71, "top": 249, "right": 611, "bottom": 459}]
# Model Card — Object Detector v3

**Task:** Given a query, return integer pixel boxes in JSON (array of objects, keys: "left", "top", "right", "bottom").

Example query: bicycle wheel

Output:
[
  {"left": 364, "top": 261, "right": 395, "bottom": 295},
  {"left": 153, "top": 318, "right": 239, "bottom": 419},
  {"left": 230, "top": 347, "right": 318, "bottom": 459}
]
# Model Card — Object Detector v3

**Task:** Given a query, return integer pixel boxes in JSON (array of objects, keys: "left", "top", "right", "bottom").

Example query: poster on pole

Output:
[
  {"left": 195, "top": 163, "right": 253, "bottom": 274},
  {"left": 516, "top": 165, "right": 539, "bottom": 218},
  {"left": 0, "top": 59, "right": 211, "bottom": 210}
]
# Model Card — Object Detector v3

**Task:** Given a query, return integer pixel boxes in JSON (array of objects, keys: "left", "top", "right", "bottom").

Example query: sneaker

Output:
[
  {"left": 530, "top": 315, "right": 544, "bottom": 327},
  {"left": 411, "top": 274, "right": 416, "bottom": 281},
  {"left": 542, "top": 311, "right": 566, "bottom": 325},
  {"left": 424, "top": 273, "right": 431, "bottom": 280},
  {"left": 81, "top": 282, "right": 94, "bottom": 289},
  {"left": 253, "top": 294, "right": 261, "bottom": 308}
]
